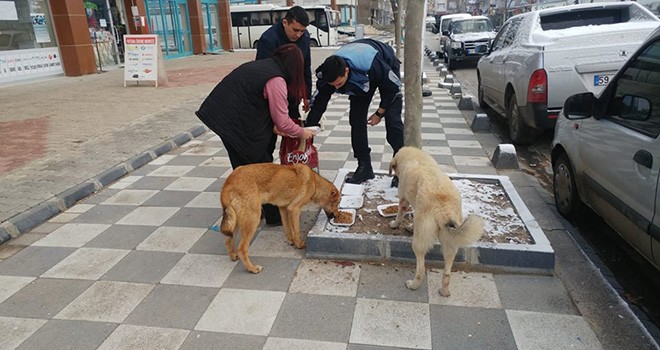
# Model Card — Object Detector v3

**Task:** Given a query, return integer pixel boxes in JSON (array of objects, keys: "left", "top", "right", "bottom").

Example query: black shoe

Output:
[
  {"left": 391, "top": 175, "right": 399, "bottom": 188},
  {"left": 265, "top": 219, "right": 282, "bottom": 227},
  {"left": 346, "top": 161, "right": 375, "bottom": 184},
  {"left": 263, "top": 204, "right": 281, "bottom": 226}
]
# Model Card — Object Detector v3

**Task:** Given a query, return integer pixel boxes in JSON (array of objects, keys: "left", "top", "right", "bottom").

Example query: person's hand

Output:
[
  {"left": 301, "top": 127, "right": 317, "bottom": 140},
  {"left": 303, "top": 99, "right": 311, "bottom": 112},
  {"left": 367, "top": 112, "right": 383, "bottom": 126}
]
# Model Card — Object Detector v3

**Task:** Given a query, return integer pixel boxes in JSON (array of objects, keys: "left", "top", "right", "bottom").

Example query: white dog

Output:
[{"left": 389, "top": 147, "right": 484, "bottom": 297}]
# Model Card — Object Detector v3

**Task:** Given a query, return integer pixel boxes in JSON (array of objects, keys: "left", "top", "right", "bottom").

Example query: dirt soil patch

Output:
[{"left": 327, "top": 174, "right": 533, "bottom": 245}]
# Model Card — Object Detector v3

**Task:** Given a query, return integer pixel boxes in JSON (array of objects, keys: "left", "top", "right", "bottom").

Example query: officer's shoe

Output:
[
  {"left": 391, "top": 175, "right": 399, "bottom": 188},
  {"left": 346, "top": 161, "right": 375, "bottom": 184}
]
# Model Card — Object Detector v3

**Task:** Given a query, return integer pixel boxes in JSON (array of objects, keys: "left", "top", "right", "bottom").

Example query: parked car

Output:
[
  {"left": 426, "top": 16, "right": 436, "bottom": 31},
  {"left": 435, "top": 13, "right": 471, "bottom": 58},
  {"left": 477, "top": 2, "right": 660, "bottom": 144},
  {"left": 552, "top": 26, "right": 660, "bottom": 270},
  {"left": 443, "top": 16, "right": 496, "bottom": 69}
]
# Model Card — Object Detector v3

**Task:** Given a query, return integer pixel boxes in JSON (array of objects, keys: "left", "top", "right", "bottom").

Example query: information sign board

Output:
[{"left": 123, "top": 34, "right": 158, "bottom": 87}]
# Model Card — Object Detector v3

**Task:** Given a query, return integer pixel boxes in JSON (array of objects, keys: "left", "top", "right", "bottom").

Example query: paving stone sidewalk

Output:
[{"left": 0, "top": 48, "right": 656, "bottom": 349}]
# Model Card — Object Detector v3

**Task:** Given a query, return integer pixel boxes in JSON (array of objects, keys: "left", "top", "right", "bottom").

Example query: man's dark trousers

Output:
[{"left": 348, "top": 92, "right": 404, "bottom": 162}]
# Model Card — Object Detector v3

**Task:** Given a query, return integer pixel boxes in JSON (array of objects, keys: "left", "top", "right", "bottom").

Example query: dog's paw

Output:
[
  {"left": 389, "top": 220, "right": 400, "bottom": 229},
  {"left": 229, "top": 253, "right": 239, "bottom": 261},
  {"left": 248, "top": 265, "right": 263, "bottom": 274},
  {"left": 294, "top": 240, "right": 306, "bottom": 249},
  {"left": 439, "top": 288, "right": 451, "bottom": 297},
  {"left": 405, "top": 279, "right": 421, "bottom": 290}
]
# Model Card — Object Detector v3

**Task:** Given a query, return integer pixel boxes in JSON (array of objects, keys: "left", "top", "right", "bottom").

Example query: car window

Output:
[
  {"left": 540, "top": 5, "right": 657, "bottom": 31},
  {"left": 452, "top": 19, "right": 493, "bottom": 34},
  {"left": 491, "top": 19, "right": 520, "bottom": 52},
  {"left": 606, "top": 40, "right": 660, "bottom": 138}
]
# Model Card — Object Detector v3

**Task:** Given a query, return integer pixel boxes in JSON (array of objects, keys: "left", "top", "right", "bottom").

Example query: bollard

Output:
[
  {"left": 458, "top": 95, "right": 474, "bottom": 110},
  {"left": 491, "top": 144, "right": 519, "bottom": 169},
  {"left": 439, "top": 74, "right": 454, "bottom": 88},
  {"left": 449, "top": 82, "right": 462, "bottom": 96},
  {"left": 470, "top": 113, "right": 490, "bottom": 132}
]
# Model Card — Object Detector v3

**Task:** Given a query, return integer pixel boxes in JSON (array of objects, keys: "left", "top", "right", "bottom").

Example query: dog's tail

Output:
[
  {"left": 444, "top": 214, "right": 484, "bottom": 247},
  {"left": 220, "top": 199, "right": 237, "bottom": 238}
]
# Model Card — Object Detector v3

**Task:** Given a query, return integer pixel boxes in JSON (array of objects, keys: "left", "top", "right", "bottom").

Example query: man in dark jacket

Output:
[
  {"left": 306, "top": 39, "right": 404, "bottom": 187},
  {"left": 256, "top": 6, "right": 312, "bottom": 118}
]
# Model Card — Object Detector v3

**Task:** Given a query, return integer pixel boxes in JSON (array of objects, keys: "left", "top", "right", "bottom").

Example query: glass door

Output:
[
  {"left": 146, "top": 0, "right": 192, "bottom": 58},
  {"left": 202, "top": 2, "right": 221, "bottom": 52}
]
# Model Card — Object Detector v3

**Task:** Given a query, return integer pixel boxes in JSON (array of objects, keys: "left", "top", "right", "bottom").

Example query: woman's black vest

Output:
[{"left": 196, "top": 58, "right": 284, "bottom": 162}]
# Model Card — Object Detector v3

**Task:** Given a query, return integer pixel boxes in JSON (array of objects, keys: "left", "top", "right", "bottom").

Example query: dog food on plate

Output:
[
  {"left": 382, "top": 205, "right": 398, "bottom": 215},
  {"left": 329, "top": 209, "right": 356, "bottom": 226},
  {"left": 334, "top": 210, "right": 353, "bottom": 224}
]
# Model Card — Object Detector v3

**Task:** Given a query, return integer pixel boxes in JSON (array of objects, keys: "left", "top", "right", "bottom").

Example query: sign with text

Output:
[{"left": 123, "top": 34, "right": 158, "bottom": 87}]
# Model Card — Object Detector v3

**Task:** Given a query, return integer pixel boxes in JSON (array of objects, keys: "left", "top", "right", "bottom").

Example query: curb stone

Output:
[{"left": 0, "top": 124, "right": 209, "bottom": 243}]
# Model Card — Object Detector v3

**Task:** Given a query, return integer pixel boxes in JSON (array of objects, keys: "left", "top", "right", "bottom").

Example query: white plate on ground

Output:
[
  {"left": 330, "top": 209, "right": 356, "bottom": 226},
  {"left": 340, "top": 195, "right": 363, "bottom": 209},
  {"left": 377, "top": 203, "right": 413, "bottom": 218},
  {"left": 377, "top": 203, "right": 400, "bottom": 218},
  {"left": 341, "top": 183, "right": 364, "bottom": 196}
]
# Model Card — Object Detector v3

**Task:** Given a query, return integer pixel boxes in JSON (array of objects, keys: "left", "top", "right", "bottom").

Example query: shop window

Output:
[{"left": 0, "top": 0, "right": 57, "bottom": 51}]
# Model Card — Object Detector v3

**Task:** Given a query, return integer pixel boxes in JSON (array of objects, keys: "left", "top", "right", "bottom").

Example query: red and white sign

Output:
[{"left": 123, "top": 34, "right": 158, "bottom": 86}]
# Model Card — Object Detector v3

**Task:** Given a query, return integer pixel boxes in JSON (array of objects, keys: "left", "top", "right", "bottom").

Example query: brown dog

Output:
[
  {"left": 389, "top": 147, "right": 484, "bottom": 296},
  {"left": 220, "top": 163, "right": 340, "bottom": 273}
]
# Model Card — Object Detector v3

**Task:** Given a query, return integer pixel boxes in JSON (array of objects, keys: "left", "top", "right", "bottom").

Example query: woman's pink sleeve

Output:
[{"left": 264, "top": 77, "right": 304, "bottom": 137}]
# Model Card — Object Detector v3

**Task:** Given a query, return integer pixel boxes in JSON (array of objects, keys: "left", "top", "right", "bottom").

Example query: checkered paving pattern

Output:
[{"left": 0, "top": 62, "right": 604, "bottom": 349}]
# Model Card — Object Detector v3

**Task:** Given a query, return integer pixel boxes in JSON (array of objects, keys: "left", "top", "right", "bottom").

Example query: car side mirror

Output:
[{"left": 563, "top": 93, "right": 595, "bottom": 120}]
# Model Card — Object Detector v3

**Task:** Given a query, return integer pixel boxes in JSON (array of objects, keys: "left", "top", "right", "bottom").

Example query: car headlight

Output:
[{"left": 451, "top": 41, "right": 462, "bottom": 49}]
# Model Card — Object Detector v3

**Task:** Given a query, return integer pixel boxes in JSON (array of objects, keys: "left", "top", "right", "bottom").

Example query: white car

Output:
[
  {"left": 435, "top": 13, "right": 471, "bottom": 57},
  {"left": 477, "top": 2, "right": 659, "bottom": 144},
  {"left": 552, "top": 26, "right": 660, "bottom": 270}
]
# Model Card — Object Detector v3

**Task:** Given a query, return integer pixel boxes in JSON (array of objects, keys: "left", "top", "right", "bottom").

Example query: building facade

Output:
[
  {"left": 0, "top": 0, "right": 234, "bottom": 84},
  {"left": 0, "top": 0, "right": 365, "bottom": 85}
]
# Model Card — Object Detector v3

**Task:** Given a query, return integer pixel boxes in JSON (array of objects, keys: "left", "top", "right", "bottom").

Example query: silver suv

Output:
[
  {"left": 552, "top": 26, "right": 660, "bottom": 270},
  {"left": 477, "top": 2, "right": 659, "bottom": 144},
  {"left": 443, "top": 16, "right": 495, "bottom": 69}
]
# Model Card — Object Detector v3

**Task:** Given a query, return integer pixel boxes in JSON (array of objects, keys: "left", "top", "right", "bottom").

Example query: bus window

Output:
[
  {"left": 315, "top": 10, "right": 329, "bottom": 31},
  {"left": 231, "top": 13, "right": 250, "bottom": 27},
  {"left": 272, "top": 10, "right": 285, "bottom": 25}
]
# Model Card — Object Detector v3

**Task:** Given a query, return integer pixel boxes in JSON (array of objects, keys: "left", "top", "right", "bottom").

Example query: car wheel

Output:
[
  {"left": 477, "top": 74, "right": 487, "bottom": 108},
  {"left": 506, "top": 93, "right": 534, "bottom": 144},
  {"left": 310, "top": 39, "right": 319, "bottom": 47},
  {"left": 553, "top": 153, "right": 583, "bottom": 219}
]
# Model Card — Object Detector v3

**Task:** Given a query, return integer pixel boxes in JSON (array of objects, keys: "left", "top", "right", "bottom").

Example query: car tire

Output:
[
  {"left": 506, "top": 93, "right": 534, "bottom": 144},
  {"left": 310, "top": 39, "right": 319, "bottom": 47},
  {"left": 553, "top": 153, "right": 584, "bottom": 219},
  {"left": 477, "top": 74, "right": 487, "bottom": 108}
]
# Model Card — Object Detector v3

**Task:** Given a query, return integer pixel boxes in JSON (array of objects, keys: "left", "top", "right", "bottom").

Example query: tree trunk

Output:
[
  {"left": 403, "top": 0, "right": 424, "bottom": 148},
  {"left": 389, "top": 0, "right": 402, "bottom": 59}
]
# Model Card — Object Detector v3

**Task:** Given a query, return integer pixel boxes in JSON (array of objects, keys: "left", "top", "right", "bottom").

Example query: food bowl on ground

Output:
[
  {"left": 339, "top": 195, "right": 363, "bottom": 209},
  {"left": 341, "top": 183, "right": 364, "bottom": 196},
  {"left": 376, "top": 203, "right": 413, "bottom": 218},
  {"left": 330, "top": 209, "right": 356, "bottom": 226}
]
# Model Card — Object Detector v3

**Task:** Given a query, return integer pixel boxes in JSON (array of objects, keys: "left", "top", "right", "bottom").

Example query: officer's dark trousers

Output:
[{"left": 348, "top": 92, "right": 404, "bottom": 162}]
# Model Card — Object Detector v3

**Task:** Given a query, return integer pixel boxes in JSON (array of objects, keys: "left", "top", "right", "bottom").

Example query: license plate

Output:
[
  {"left": 594, "top": 75, "right": 611, "bottom": 86},
  {"left": 467, "top": 49, "right": 475, "bottom": 54}
]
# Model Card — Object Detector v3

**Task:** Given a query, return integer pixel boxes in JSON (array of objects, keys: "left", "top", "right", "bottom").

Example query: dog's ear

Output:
[{"left": 330, "top": 188, "right": 340, "bottom": 201}]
